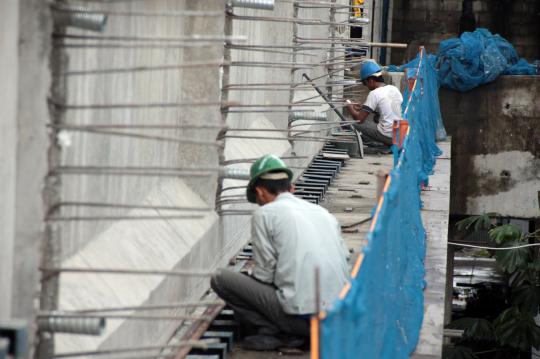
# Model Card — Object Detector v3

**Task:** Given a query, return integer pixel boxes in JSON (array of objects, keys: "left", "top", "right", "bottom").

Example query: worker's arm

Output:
[
  {"left": 346, "top": 100, "right": 370, "bottom": 124},
  {"left": 250, "top": 211, "right": 277, "bottom": 284}
]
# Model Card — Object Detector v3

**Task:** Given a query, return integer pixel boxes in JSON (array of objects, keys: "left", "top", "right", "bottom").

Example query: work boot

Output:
[
  {"left": 277, "top": 334, "right": 305, "bottom": 348},
  {"left": 242, "top": 334, "right": 282, "bottom": 351}
]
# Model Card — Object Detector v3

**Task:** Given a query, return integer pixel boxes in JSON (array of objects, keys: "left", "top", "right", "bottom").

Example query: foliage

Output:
[
  {"left": 493, "top": 240, "right": 531, "bottom": 273},
  {"left": 446, "top": 214, "right": 540, "bottom": 357},
  {"left": 488, "top": 224, "right": 522, "bottom": 245},
  {"left": 456, "top": 213, "right": 498, "bottom": 232},
  {"left": 493, "top": 307, "right": 540, "bottom": 351},
  {"left": 448, "top": 318, "right": 495, "bottom": 341},
  {"left": 444, "top": 345, "right": 479, "bottom": 359}
]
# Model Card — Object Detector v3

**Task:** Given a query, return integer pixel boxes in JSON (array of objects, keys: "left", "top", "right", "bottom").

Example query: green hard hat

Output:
[{"left": 246, "top": 155, "right": 293, "bottom": 203}]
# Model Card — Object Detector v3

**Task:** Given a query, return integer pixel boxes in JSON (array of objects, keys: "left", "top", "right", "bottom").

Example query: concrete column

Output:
[
  {"left": 0, "top": 0, "right": 20, "bottom": 320},
  {"left": 11, "top": 0, "right": 52, "bottom": 353}
]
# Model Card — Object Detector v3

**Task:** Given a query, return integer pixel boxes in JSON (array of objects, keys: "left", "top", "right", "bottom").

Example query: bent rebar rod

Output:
[{"left": 302, "top": 73, "right": 364, "bottom": 158}]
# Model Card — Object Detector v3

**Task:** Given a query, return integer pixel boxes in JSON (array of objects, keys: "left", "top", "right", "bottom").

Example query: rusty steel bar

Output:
[
  {"left": 62, "top": 60, "right": 228, "bottom": 76},
  {"left": 228, "top": 14, "right": 360, "bottom": 27},
  {"left": 45, "top": 215, "right": 204, "bottom": 222},
  {"left": 47, "top": 202, "right": 212, "bottom": 215},
  {"left": 50, "top": 125, "right": 221, "bottom": 145},
  {"left": 49, "top": 99, "right": 228, "bottom": 110},
  {"left": 53, "top": 33, "right": 247, "bottom": 43},
  {"left": 62, "top": 300, "right": 222, "bottom": 314},
  {"left": 38, "top": 313, "right": 212, "bottom": 322},
  {"left": 40, "top": 267, "right": 213, "bottom": 278},
  {"left": 50, "top": 6, "right": 223, "bottom": 18},
  {"left": 51, "top": 340, "right": 220, "bottom": 358}
]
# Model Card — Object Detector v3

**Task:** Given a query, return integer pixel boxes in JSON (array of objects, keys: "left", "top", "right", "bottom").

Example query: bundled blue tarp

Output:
[{"left": 389, "top": 28, "right": 537, "bottom": 92}]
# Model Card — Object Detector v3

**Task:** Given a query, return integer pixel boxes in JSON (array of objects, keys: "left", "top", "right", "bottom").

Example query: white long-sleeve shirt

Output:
[{"left": 251, "top": 192, "right": 350, "bottom": 315}]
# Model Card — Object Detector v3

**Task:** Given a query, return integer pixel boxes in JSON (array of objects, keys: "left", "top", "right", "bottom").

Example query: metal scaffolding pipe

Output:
[
  {"left": 38, "top": 316, "right": 105, "bottom": 336},
  {"left": 231, "top": 0, "right": 275, "bottom": 10},
  {"left": 51, "top": 5, "right": 108, "bottom": 32},
  {"left": 289, "top": 111, "right": 328, "bottom": 121},
  {"left": 219, "top": 167, "right": 250, "bottom": 180}
]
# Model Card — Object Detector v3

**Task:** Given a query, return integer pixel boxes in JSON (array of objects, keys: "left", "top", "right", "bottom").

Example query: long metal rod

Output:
[
  {"left": 302, "top": 73, "right": 363, "bottom": 157},
  {"left": 56, "top": 42, "right": 225, "bottom": 50},
  {"left": 224, "top": 135, "right": 356, "bottom": 143},
  {"left": 229, "top": 14, "right": 360, "bottom": 27},
  {"left": 63, "top": 60, "right": 228, "bottom": 75},
  {"left": 40, "top": 267, "right": 213, "bottom": 278},
  {"left": 45, "top": 215, "right": 204, "bottom": 222},
  {"left": 47, "top": 202, "right": 212, "bottom": 214},
  {"left": 49, "top": 168, "right": 218, "bottom": 178},
  {"left": 53, "top": 33, "right": 246, "bottom": 43},
  {"left": 223, "top": 155, "right": 308, "bottom": 165},
  {"left": 49, "top": 125, "right": 221, "bottom": 145},
  {"left": 52, "top": 301, "right": 222, "bottom": 314},
  {"left": 38, "top": 313, "right": 211, "bottom": 321},
  {"left": 50, "top": 7, "right": 224, "bottom": 18},
  {"left": 51, "top": 340, "right": 220, "bottom": 358},
  {"left": 48, "top": 123, "right": 224, "bottom": 130},
  {"left": 49, "top": 99, "right": 227, "bottom": 110}
]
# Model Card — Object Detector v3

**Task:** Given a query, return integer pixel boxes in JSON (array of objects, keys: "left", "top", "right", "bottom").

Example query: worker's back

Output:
[{"left": 251, "top": 192, "right": 350, "bottom": 315}]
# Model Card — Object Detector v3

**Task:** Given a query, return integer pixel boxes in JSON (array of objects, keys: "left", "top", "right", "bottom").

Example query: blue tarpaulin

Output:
[
  {"left": 389, "top": 28, "right": 537, "bottom": 92},
  {"left": 319, "top": 47, "right": 443, "bottom": 359}
]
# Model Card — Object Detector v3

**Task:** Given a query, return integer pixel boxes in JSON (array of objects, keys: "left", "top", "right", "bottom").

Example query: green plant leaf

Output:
[
  {"left": 494, "top": 240, "right": 531, "bottom": 273},
  {"left": 443, "top": 345, "right": 479, "bottom": 359},
  {"left": 448, "top": 317, "right": 495, "bottom": 341},
  {"left": 456, "top": 213, "right": 498, "bottom": 232},
  {"left": 512, "top": 283, "right": 540, "bottom": 315},
  {"left": 494, "top": 307, "right": 540, "bottom": 351},
  {"left": 488, "top": 224, "right": 522, "bottom": 245}
]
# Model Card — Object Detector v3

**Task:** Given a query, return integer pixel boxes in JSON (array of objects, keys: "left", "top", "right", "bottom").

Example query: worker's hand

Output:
[{"left": 346, "top": 99, "right": 360, "bottom": 113}]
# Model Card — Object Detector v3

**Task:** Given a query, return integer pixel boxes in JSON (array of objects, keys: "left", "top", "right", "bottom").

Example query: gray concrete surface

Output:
[
  {"left": 440, "top": 76, "right": 540, "bottom": 218},
  {"left": 0, "top": 0, "right": 19, "bottom": 321},
  {"left": 11, "top": 4, "right": 52, "bottom": 354},
  {"left": 412, "top": 140, "right": 451, "bottom": 358}
]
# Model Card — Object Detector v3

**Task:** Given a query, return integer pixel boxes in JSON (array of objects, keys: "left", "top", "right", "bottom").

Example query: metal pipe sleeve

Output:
[
  {"left": 219, "top": 167, "right": 250, "bottom": 180},
  {"left": 290, "top": 111, "right": 328, "bottom": 121},
  {"left": 52, "top": 5, "right": 108, "bottom": 32},
  {"left": 38, "top": 316, "right": 106, "bottom": 335},
  {"left": 231, "top": 0, "right": 275, "bottom": 11}
]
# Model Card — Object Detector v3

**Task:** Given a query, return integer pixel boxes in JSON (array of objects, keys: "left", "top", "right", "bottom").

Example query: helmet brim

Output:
[{"left": 245, "top": 168, "right": 293, "bottom": 203}]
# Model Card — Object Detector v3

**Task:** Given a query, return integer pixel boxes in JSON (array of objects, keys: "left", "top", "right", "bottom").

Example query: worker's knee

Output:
[{"left": 210, "top": 268, "right": 235, "bottom": 295}]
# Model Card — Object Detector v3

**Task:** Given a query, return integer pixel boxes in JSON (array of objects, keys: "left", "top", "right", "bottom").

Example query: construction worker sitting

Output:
[
  {"left": 211, "top": 154, "right": 350, "bottom": 351},
  {"left": 346, "top": 60, "right": 403, "bottom": 147}
]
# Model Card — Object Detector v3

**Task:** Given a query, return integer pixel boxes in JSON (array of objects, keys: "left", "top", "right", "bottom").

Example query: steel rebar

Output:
[
  {"left": 40, "top": 267, "right": 213, "bottom": 278},
  {"left": 51, "top": 340, "right": 220, "bottom": 358}
]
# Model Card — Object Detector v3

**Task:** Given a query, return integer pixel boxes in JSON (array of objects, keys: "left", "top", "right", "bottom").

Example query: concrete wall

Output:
[
  {"left": 220, "top": 1, "right": 349, "bottom": 268},
  {"left": 440, "top": 76, "right": 540, "bottom": 218},
  {"left": 0, "top": 0, "right": 19, "bottom": 320},
  {"left": 1, "top": 0, "right": 352, "bottom": 355},
  {"left": 47, "top": 0, "right": 225, "bottom": 353},
  {"left": 390, "top": 0, "right": 540, "bottom": 64}
]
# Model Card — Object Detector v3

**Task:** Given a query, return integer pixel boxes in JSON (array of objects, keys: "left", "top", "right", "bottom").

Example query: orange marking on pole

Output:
[
  {"left": 403, "top": 47, "right": 425, "bottom": 116},
  {"left": 369, "top": 177, "right": 392, "bottom": 232},
  {"left": 310, "top": 316, "right": 320, "bottom": 359},
  {"left": 339, "top": 282, "right": 351, "bottom": 299},
  {"left": 351, "top": 253, "right": 365, "bottom": 278}
]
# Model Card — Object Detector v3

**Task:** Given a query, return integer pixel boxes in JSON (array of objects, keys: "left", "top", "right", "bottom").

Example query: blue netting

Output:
[
  {"left": 320, "top": 48, "right": 443, "bottom": 359},
  {"left": 389, "top": 28, "right": 538, "bottom": 92}
]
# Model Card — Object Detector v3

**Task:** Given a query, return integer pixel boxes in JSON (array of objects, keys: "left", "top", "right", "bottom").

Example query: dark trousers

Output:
[
  {"left": 210, "top": 269, "right": 310, "bottom": 337},
  {"left": 353, "top": 118, "right": 393, "bottom": 146}
]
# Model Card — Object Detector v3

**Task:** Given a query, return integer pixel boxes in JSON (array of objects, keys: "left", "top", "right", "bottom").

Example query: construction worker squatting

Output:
[{"left": 211, "top": 155, "right": 350, "bottom": 351}]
